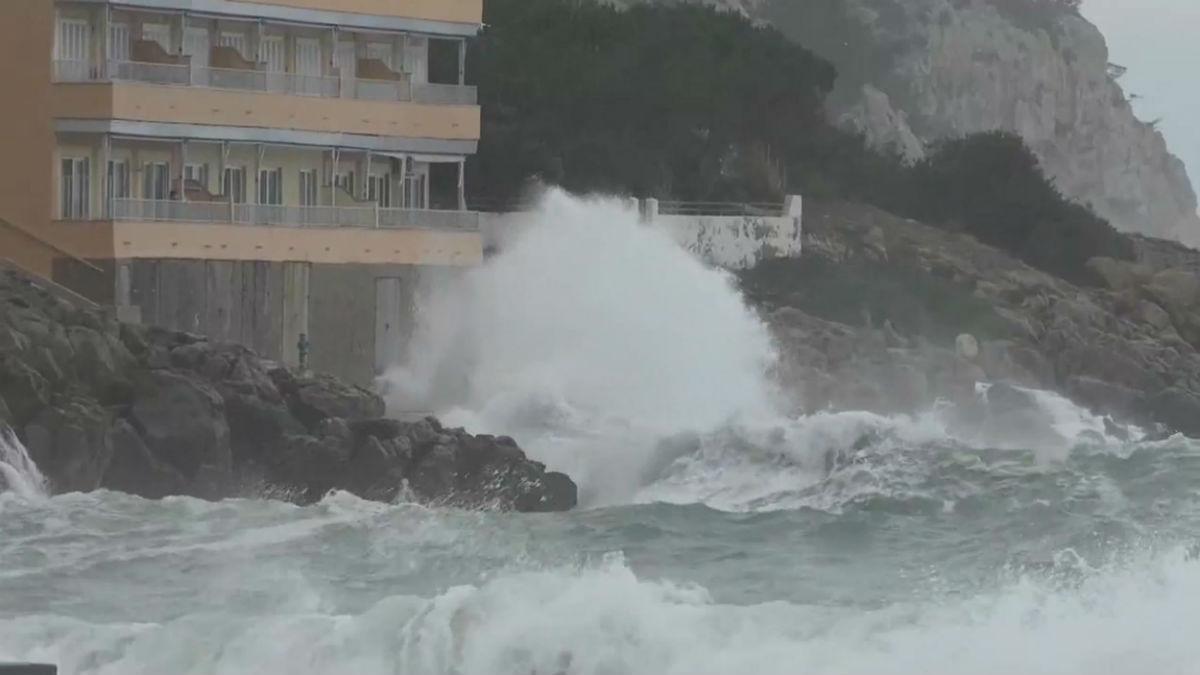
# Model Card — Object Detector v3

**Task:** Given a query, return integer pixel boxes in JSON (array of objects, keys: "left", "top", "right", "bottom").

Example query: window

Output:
[
  {"left": 56, "top": 17, "right": 91, "bottom": 80},
  {"left": 223, "top": 167, "right": 246, "bottom": 203},
  {"left": 402, "top": 159, "right": 427, "bottom": 209},
  {"left": 258, "top": 168, "right": 283, "bottom": 206},
  {"left": 260, "top": 36, "right": 286, "bottom": 72},
  {"left": 109, "top": 23, "right": 131, "bottom": 62},
  {"left": 107, "top": 159, "right": 130, "bottom": 214},
  {"left": 404, "top": 35, "right": 428, "bottom": 83},
  {"left": 184, "top": 27, "right": 210, "bottom": 68},
  {"left": 296, "top": 38, "right": 322, "bottom": 76},
  {"left": 295, "top": 37, "right": 324, "bottom": 94},
  {"left": 184, "top": 163, "right": 209, "bottom": 192},
  {"left": 365, "top": 42, "right": 393, "bottom": 69},
  {"left": 60, "top": 157, "right": 90, "bottom": 219},
  {"left": 334, "top": 171, "right": 355, "bottom": 199},
  {"left": 143, "top": 162, "right": 171, "bottom": 200},
  {"left": 335, "top": 41, "right": 356, "bottom": 79},
  {"left": 57, "top": 18, "right": 90, "bottom": 61},
  {"left": 299, "top": 170, "right": 319, "bottom": 207},
  {"left": 368, "top": 174, "right": 392, "bottom": 208},
  {"left": 142, "top": 23, "right": 172, "bottom": 53},
  {"left": 218, "top": 32, "right": 247, "bottom": 59}
]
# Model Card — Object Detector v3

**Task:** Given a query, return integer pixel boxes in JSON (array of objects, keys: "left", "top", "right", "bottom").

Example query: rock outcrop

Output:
[
  {"left": 626, "top": 0, "right": 1200, "bottom": 243},
  {"left": 744, "top": 200, "right": 1200, "bottom": 437},
  {"left": 0, "top": 268, "right": 577, "bottom": 511}
]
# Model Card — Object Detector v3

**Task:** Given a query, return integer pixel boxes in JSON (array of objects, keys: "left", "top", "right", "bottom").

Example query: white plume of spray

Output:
[{"left": 382, "top": 190, "right": 781, "bottom": 504}]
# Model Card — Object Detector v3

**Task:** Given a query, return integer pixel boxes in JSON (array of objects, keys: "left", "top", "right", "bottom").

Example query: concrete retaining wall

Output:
[
  {"left": 479, "top": 196, "right": 803, "bottom": 270},
  {"left": 647, "top": 196, "right": 802, "bottom": 270},
  {"left": 122, "top": 259, "right": 454, "bottom": 386}
]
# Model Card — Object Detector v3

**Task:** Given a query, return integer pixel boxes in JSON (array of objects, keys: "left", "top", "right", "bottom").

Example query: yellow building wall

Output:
[
  {"left": 228, "top": 0, "right": 483, "bottom": 25},
  {"left": 0, "top": 0, "right": 57, "bottom": 272},
  {"left": 52, "top": 83, "right": 481, "bottom": 141},
  {"left": 111, "top": 221, "right": 481, "bottom": 266}
]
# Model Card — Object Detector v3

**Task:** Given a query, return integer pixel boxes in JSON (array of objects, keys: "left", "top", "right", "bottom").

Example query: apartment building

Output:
[{"left": 0, "top": 0, "right": 484, "bottom": 384}]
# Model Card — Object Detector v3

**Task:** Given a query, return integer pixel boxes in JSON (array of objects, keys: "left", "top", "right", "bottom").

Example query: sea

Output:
[{"left": 2, "top": 193, "right": 1198, "bottom": 674}]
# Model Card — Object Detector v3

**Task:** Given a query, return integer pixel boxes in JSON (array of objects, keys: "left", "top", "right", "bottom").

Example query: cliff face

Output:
[{"left": 624, "top": 0, "right": 1200, "bottom": 244}]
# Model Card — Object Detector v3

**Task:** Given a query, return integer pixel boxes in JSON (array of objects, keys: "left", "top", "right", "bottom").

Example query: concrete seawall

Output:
[{"left": 480, "top": 196, "right": 803, "bottom": 270}]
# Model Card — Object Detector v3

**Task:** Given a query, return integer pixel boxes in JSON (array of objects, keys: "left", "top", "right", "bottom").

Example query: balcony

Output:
[{"left": 53, "top": 59, "right": 477, "bottom": 106}]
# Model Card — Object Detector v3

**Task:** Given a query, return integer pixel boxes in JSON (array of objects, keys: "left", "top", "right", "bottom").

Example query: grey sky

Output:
[{"left": 1084, "top": 0, "right": 1200, "bottom": 200}]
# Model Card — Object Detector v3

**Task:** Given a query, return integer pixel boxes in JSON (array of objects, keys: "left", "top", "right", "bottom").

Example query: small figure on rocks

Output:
[{"left": 297, "top": 333, "right": 310, "bottom": 374}]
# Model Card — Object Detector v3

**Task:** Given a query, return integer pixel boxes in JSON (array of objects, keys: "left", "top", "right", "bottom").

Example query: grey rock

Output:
[
  {"left": 23, "top": 394, "right": 113, "bottom": 493},
  {"left": 284, "top": 374, "right": 386, "bottom": 429},
  {"left": 131, "top": 370, "right": 231, "bottom": 480},
  {"left": 0, "top": 355, "right": 50, "bottom": 426},
  {"left": 101, "top": 418, "right": 188, "bottom": 499},
  {"left": 1145, "top": 388, "right": 1200, "bottom": 438}
]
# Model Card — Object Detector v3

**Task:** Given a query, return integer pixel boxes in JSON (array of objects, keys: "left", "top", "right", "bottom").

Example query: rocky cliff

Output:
[
  {"left": 621, "top": 0, "right": 1200, "bottom": 244},
  {"left": 0, "top": 267, "right": 577, "bottom": 510}
]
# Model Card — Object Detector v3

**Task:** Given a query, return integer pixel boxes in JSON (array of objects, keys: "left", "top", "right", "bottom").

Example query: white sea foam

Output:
[
  {"left": 3, "top": 550, "right": 1198, "bottom": 675},
  {"left": 0, "top": 426, "right": 47, "bottom": 500}
]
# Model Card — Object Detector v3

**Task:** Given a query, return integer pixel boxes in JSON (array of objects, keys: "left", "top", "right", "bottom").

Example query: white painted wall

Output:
[{"left": 479, "top": 196, "right": 803, "bottom": 270}]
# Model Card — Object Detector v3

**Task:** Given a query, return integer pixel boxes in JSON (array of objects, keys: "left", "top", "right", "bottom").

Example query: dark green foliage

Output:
[
  {"left": 741, "top": 257, "right": 1013, "bottom": 344},
  {"left": 902, "top": 132, "right": 1135, "bottom": 283},
  {"left": 469, "top": 0, "right": 1134, "bottom": 285},
  {"left": 469, "top": 0, "right": 835, "bottom": 204}
]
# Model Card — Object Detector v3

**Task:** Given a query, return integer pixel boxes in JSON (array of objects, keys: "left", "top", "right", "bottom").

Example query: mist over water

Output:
[{"left": 4, "top": 193, "right": 1200, "bottom": 673}]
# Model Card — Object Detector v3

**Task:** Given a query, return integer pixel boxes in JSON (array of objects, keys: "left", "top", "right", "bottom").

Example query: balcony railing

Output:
[
  {"left": 53, "top": 59, "right": 477, "bottom": 105},
  {"left": 110, "top": 198, "right": 480, "bottom": 231}
]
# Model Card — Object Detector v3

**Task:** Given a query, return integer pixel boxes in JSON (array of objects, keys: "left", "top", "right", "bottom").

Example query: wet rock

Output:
[
  {"left": 1144, "top": 388, "right": 1200, "bottom": 438},
  {"left": 130, "top": 370, "right": 231, "bottom": 480},
  {"left": 0, "top": 354, "right": 50, "bottom": 426},
  {"left": 101, "top": 418, "right": 188, "bottom": 499},
  {"left": 283, "top": 373, "right": 386, "bottom": 429},
  {"left": 0, "top": 265, "right": 582, "bottom": 511},
  {"left": 23, "top": 394, "right": 113, "bottom": 493}
]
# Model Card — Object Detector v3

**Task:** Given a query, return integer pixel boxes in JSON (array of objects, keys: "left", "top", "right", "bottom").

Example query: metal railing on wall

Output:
[
  {"left": 110, "top": 199, "right": 479, "bottom": 232},
  {"left": 655, "top": 201, "right": 786, "bottom": 217}
]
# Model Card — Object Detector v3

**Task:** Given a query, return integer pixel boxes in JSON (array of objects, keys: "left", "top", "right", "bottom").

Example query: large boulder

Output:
[
  {"left": 130, "top": 370, "right": 232, "bottom": 480},
  {"left": 67, "top": 325, "right": 135, "bottom": 403},
  {"left": 278, "top": 372, "right": 386, "bottom": 429},
  {"left": 101, "top": 418, "right": 189, "bottom": 499},
  {"left": 23, "top": 394, "right": 113, "bottom": 493},
  {"left": 0, "top": 354, "right": 50, "bottom": 426}
]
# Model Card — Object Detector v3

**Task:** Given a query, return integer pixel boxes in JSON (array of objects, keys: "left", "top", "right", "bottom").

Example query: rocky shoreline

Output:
[
  {"left": 0, "top": 267, "right": 577, "bottom": 511},
  {"left": 745, "top": 200, "right": 1200, "bottom": 438}
]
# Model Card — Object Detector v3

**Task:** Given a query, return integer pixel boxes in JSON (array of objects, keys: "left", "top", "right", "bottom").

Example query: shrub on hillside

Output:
[{"left": 905, "top": 132, "right": 1135, "bottom": 282}]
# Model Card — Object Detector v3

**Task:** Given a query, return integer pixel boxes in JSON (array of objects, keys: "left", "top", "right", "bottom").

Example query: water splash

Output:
[
  {"left": 383, "top": 190, "right": 780, "bottom": 504},
  {"left": 0, "top": 426, "right": 47, "bottom": 500}
]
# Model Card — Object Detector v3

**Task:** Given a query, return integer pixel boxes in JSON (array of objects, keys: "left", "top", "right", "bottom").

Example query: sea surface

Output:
[{"left": 3, "top": 194, "right": 1198, "bottom": 674}]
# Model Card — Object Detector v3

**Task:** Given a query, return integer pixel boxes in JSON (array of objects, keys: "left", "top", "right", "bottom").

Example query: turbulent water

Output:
[{"left": 5, "top": 193, "right": 1200, "bottom": 674}]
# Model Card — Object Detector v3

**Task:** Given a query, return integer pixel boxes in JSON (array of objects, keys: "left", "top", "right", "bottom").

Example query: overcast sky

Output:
[{"left": 1084, "top": 0, "right": 1200, "bottom": 198}]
